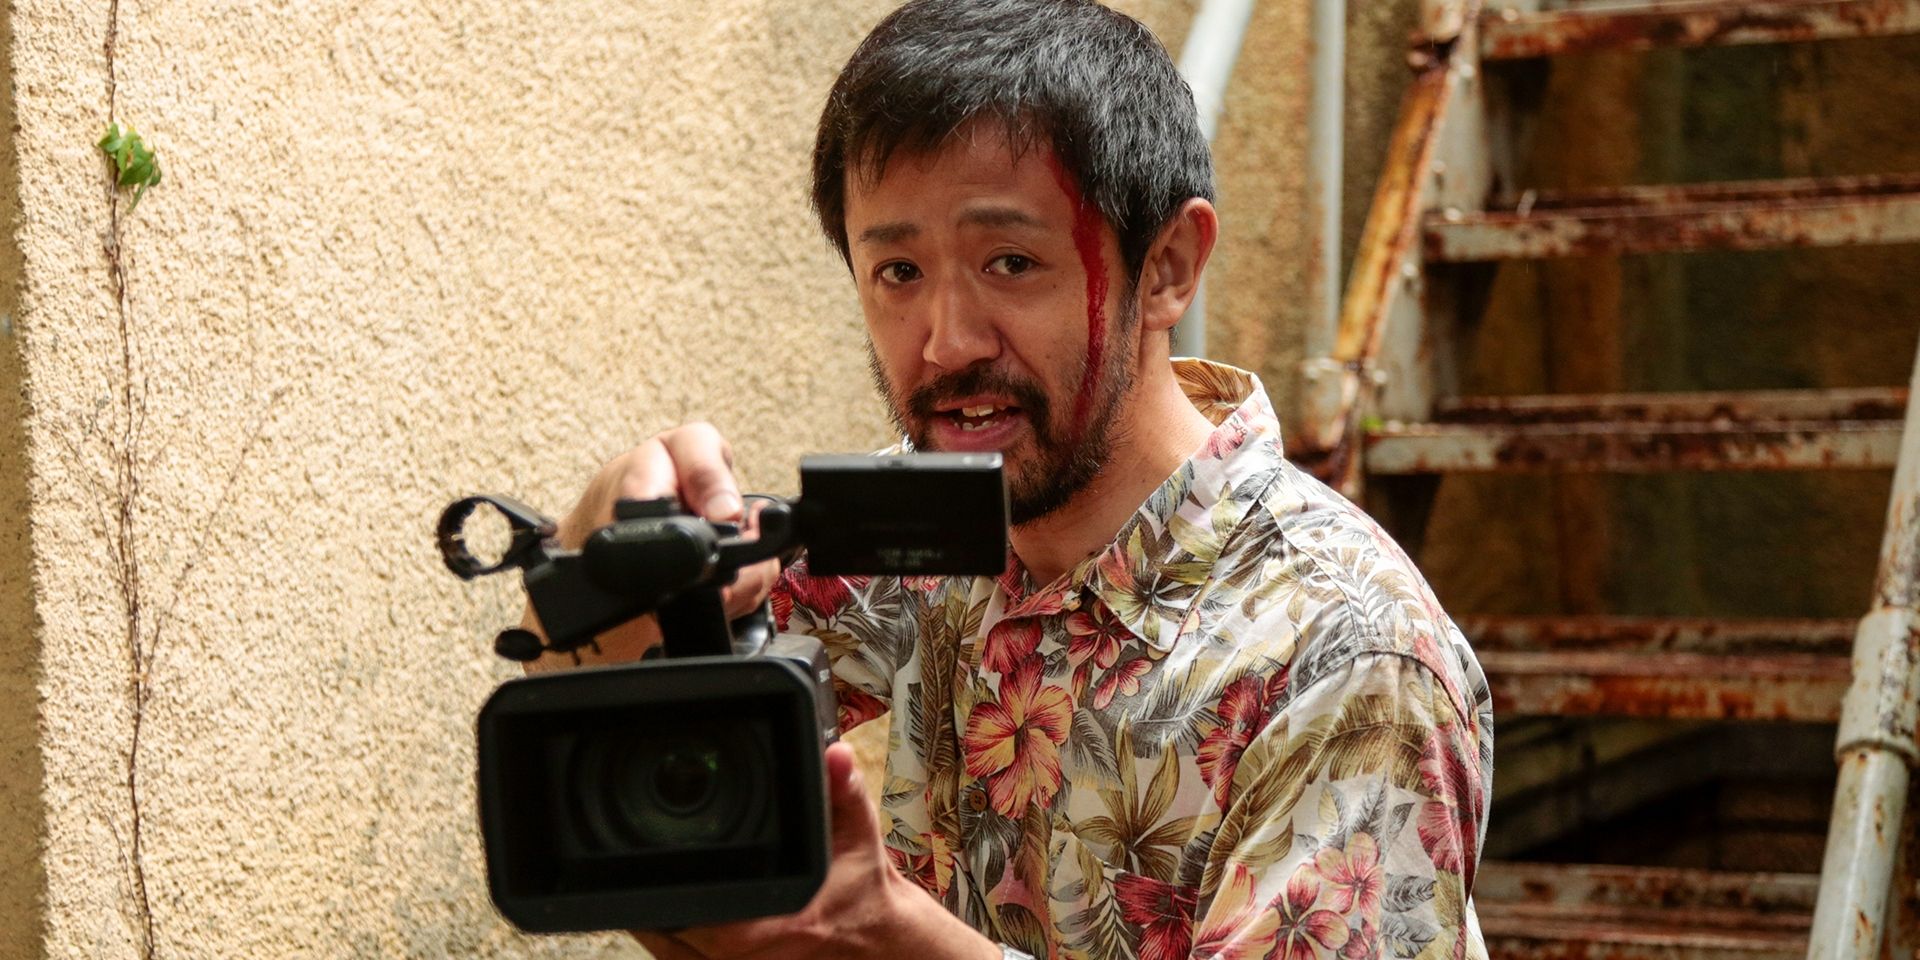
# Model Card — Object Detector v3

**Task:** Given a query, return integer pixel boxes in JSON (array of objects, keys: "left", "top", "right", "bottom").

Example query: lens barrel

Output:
[
  {"left": 572, "top": 727, "right": 770, "bottom": 850},
  {"left": 475, "top": 648, "right": 835, "bottom": 933}
]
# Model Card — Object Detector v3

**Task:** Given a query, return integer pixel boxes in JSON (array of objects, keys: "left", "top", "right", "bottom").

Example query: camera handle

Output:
[{"left": 435, "top": 494, "right": 799, "bottom": 664}]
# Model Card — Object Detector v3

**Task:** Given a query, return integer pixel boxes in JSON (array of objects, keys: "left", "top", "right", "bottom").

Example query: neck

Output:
[{"left": 1011, "top": 362, "right": 1215, "bottom": 587}]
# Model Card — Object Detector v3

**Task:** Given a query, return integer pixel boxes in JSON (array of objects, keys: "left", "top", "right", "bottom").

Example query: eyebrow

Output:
[
  {"left": 855, "top": 206, "right": 1048, "bottom": 247},
  {"left": 858, "top": 221, "right": 918, "bottom": 246}
]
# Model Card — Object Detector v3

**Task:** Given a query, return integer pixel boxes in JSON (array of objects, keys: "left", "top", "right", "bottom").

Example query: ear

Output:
[{"left": 1135, "top": 198, "right": 1218, "bottom": 336}]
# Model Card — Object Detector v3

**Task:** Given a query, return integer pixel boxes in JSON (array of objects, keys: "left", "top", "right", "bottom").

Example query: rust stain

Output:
[
  {"left": 1423, "top": 173, "right": 1920, "bottom": 261},
  {"left": 1457, "top": 615, "right": 1857, "bottom": 655},
  {"left": 1475, "top": 862, "right": 1823, "bottom": 952},
  {"left": 1365, "top": 417, "right": 1904, "bottom": 474},
  {"left": 1482, "top": 0, "right": 1920, "bottom": 60},
  {"left": 1336, "top": 65, "right": 1450, "bottom": 362},
  {"left": 1435, "top": 389, "right": 1909, "bottom": 427},
  {"left": 1486, "top": 424, "right": 1885, "bottom": 471},
  {"left": 1485, "top": 666, "right": 1846, "bottom": 721}
]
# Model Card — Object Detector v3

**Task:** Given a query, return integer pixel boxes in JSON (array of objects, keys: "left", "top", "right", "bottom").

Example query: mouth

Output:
[
  {"left": 925, "top": 398, "right": 1027, "bottom": 450},
  {"left": 942, "top": 401, "right": 1023, "bottom": 432}
]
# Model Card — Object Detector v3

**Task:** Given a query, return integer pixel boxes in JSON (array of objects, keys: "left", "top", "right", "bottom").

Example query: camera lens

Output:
[
  {"left": 571, "top": 724, "right": 769, "bottom": 851},
  {"left": 649, "top": 746, "right": 718, "bottom": 814}
]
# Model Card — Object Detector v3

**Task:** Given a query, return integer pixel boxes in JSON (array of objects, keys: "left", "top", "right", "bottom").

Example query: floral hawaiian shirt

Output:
[{"left": 773, "top": 360, "right": 1493, "bottom": 960}]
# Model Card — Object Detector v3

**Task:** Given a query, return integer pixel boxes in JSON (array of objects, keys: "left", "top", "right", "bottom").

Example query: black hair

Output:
[{"left": 811, "top": 0, "right": 1215, "bottom": 282}]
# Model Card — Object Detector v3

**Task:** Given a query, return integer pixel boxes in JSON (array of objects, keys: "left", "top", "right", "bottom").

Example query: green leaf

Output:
[{"left": 97, "top": 121, "right": 162, "bottom": 211}]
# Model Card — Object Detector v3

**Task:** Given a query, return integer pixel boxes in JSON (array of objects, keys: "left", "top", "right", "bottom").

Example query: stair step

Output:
[
  {"left": 1482, "top": 0, "right": 1920, "bottom": 60},
  {"left": 1365, "top": 388, "right": 1906, "bottom": 473},
  {"left": 1478, "top": 862, "right": 1816, "bottom": 960},
  {"left": 1463, "top": 616, "right": 1851, "bottom": 721},
  {"left": 1480, "top": 650, "right": 1849, "bottom": 721},
  {"left": 1423, "top": 174, "right": 1920, "bottom": 261},
  {"left": 1457, "top": 614, "right": 1856, "bottom": 655},
  {"left": 1434, "top": 388, "right": 1908, "bottom": 425}
]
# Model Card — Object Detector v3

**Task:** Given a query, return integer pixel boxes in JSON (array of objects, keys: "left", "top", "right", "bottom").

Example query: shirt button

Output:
[{"left": 966, "top": 787, "right": 988, "bottom": 812}]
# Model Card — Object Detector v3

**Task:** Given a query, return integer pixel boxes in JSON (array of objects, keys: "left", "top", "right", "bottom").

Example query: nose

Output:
[{"left": 921, "top": 277, "right": 1000, "bottom": 372}]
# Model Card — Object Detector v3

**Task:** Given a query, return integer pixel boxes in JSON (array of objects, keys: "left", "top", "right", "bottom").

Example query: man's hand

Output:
[
  {"left": 524, "top": 422, "right": 783, "bottom": 672},
  {"left": 634, "top": 742, "right": 1001, "bottom": 960}
]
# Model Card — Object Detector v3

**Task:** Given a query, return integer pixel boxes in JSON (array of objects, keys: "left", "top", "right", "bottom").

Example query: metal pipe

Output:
[
  {"left": 1811, "top": 749, "right": 1912, "bottom": 960},
  {"left": 1303, "top": 0, "right": 1347, "bottom": 361},
  {"left": 1807, "top": 332, "right": 1920, "bottom": 960},
  {"left": 1174, "top": 0, "right": 1259, "bottom": 359}
]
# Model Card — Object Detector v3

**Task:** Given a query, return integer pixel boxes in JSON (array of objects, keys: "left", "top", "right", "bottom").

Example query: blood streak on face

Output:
[{"left": 1044, "top": 154, "right": 1109, "bottom": 435}]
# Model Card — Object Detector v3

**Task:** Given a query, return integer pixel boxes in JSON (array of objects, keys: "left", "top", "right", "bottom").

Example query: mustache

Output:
[{"left": 907, "top": 366, "right": 1052, "bottom": 426}]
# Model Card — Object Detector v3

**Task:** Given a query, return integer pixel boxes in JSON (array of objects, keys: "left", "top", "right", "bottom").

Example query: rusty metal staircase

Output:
[{"left": 1294, "top": 2, "right": 1920, "bottom": 958}]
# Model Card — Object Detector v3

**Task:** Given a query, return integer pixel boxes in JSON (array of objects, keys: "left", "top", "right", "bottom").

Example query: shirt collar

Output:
[{"left": 1003, "top": 360, "right": 1286, "bottom": 650}]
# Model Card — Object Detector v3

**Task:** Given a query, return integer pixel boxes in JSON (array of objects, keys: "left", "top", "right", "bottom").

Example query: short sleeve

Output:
[{"left": 772, "top": 559, "right": 919, "bottom": 733}]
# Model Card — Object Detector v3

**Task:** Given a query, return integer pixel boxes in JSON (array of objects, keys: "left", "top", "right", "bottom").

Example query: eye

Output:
[
  {"left": 986, "top": 254, "right": 1034, "bottom": 276},
  {"left": 877, "top": 261, "right": 921, "bottom": 284}
]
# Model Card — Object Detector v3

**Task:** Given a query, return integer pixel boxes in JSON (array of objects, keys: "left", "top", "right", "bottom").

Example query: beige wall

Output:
[{"left": 1, "top": 1, "right": 1367, "bottom": 956}]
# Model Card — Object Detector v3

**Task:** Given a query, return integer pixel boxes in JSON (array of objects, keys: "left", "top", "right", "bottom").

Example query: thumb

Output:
[{"left": 824, "top": 741, "right": 883, "bottom": 856}]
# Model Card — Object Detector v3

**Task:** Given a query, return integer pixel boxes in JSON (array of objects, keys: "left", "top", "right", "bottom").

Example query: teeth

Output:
[{"left": 960, "top": 404, "right": 998, "bottom": 418}]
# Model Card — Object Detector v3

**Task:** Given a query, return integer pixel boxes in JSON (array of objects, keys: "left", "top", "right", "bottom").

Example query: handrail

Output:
[
  {"left": 1807, "top": 333, "right": 1920, "bottom": 959},
  {"left": 1296, "top": 0, "right": 1483, "bottom": 488},
  {"left": 1295, "top": 49, "right": 1456, "bottom": 475}
]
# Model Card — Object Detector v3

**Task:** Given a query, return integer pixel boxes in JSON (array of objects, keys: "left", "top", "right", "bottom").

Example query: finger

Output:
[
  {"left": 558, "top": 440, "right": 676, "bottom": 550},
  {"left": 631, "top": 931, "right": 707, "bottom": 960},
  {"left": 825, "top": 741, "right": 885, "bottom": 857},
  {"left": 615, "top": 438, "right": 682, "bottom": 504},
  {"left": 660, "top": 422, "right": 742, "bottom": 522},
  {"left": 721, "top": 557, "right": 782, "bottom": 621}
]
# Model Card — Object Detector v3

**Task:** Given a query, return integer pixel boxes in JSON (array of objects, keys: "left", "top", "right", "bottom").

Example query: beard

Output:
[{"left": 866, "top": 308, "right": 1136, "bottom": 527}]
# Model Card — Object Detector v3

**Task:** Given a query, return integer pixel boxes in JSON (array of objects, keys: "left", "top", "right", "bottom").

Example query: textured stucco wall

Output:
[
  {"left": 12, "top": 1, "right": 906, "bottom": 956},
  {"left": 2, "top": 1, "right": 1349, "bottom": 957}
]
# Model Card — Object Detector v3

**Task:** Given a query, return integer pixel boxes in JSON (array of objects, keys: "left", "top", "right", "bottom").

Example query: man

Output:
[{"left": 539, "top": 2, "right": 1492, "bottom": 958}]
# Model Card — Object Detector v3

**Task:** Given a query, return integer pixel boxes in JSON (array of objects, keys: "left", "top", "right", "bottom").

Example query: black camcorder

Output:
[{"left": 437, "top": 453, "right": 1008, "bottom": 933}]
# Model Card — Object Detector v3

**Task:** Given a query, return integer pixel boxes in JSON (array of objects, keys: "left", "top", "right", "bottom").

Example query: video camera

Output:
[{"left": 436, "top": 453, "right": 1007, "bottom": 933}]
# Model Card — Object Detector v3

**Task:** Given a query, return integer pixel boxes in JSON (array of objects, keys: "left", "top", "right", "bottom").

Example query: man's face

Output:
[{"left": 844, "top": 129, "right": 1137, "bottom": 525}]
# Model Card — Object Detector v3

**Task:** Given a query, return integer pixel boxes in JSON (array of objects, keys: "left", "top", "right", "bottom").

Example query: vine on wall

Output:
[
  {"left": 85, "top": 6, "right": 275, "bottom": 951},
  {"left": 98, "top": 4, "right": 161, "bottom": 955}
]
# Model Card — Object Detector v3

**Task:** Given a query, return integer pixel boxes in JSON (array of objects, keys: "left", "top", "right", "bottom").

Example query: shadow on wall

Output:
[
  {"left": 0, "top": 4, "right": 46, "bottom": 948},
  {"left": 0, "top": 155, "right": 48, "bottom": 960}
]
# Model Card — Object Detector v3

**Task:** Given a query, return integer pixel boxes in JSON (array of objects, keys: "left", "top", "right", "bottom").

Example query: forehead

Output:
[{"left": 844, "top": 125, "right": 1076, "bottom": 231}]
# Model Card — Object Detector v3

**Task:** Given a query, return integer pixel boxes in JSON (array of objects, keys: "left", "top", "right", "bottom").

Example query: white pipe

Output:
[
  {"left": 1808, "top": 332, "right": 1920, "bottom": 960},
  {"left": 1174, "top": 0, "right": 1258, "bottom": 359},
  {"left": 1810, "top": 749, "right": 1911, "bottom": 960},
  {"left": 1304, "top": 0, "right": 1347, "bottom": 360},
  {"left": 1178, "top": 0, "right": 1259, "bottom": 144}
]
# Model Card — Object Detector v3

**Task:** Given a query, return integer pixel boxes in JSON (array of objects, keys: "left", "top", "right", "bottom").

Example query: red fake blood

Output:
[{"left": 1045, "top": 155, "right": 1108, "bottom": 434}]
